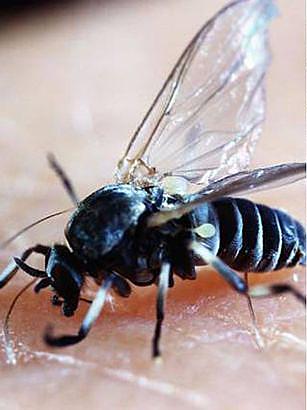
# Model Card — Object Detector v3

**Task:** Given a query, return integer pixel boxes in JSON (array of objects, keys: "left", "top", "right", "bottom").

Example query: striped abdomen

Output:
[{"left": 192, "top": 197, "right": 306, "bottom": 272}]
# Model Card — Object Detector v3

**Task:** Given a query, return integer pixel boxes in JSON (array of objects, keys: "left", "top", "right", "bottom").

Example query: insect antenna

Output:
[
  {"left": 3, "top": 278, "right": 36, "bottom": 364},
  {"left": 0, "top": 208, "right": 73, "bottom": 251}
]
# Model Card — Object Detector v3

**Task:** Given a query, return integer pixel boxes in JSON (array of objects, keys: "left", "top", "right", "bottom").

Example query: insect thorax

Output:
[{"left": 65, "top": 184, "right": 148, "bottom": 262}]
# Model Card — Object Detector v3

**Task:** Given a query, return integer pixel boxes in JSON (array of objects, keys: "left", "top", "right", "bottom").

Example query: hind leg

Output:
[
  {"left": 47, "top": 153, "right": 79, "bottom": 206},
  {"left": 190, "top": 241, "right": 306, "bottom": 305},
  {"left": 244, "top": 272, "right": 265, "bottom": 349},
  {"left": 249, "top": 282, "right": 306, "bottom": 305}
]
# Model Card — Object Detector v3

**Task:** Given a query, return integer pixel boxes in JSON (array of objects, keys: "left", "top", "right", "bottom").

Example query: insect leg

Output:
[
  {"left": 249, "top": 283, "right": 306, "bottom": 305},
  {"left": 244, "top": 273, "right": 264, "bottom": 350},
  {"left": 152, "top": 262, "right": 171, "bottom": 358},
  {"left": 44, "top": 274, "right": 114, "bottom": 347},
  {"left": 47, "top": 153, "right": 79, "bottom": 206},
  {"left": 244, "top": 273, "right": 257, "bottom": 323},
  {"left": 190, "top": 241, "right": 306, "bottom": 305},
  {"left": 190, "top": 241, "right": 247, "bottom": 293},
  {"left": 0, "top": 244, "right": 49, "bottom": 288},
  {"left": 13, "top": 258, "right": 46, "bottom": 278},
  {"left": 105, "top": 272, "right": 132, "bottom": 298}
]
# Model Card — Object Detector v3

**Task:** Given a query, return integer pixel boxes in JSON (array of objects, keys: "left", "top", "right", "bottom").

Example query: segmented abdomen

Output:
[{"left": 193, "top": 197, "right": 306, "bottom": 272}]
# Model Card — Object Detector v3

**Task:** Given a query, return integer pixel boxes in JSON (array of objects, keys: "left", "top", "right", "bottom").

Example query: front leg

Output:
[
  {"left": 9, "top": 244, "right": 88, "bottom": 317},
  {"left": 0, "top": 244, "right": 50, "bottom": 288},
  {"left": 45, "top": 273, "right": 115, "bottom": 347}
]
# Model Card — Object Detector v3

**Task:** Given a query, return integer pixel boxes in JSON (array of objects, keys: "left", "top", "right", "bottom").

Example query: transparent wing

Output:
[
  {"left": 191, "top": 162, "right": 307, "bottom": 202},
  {"left": 148, "top": 163, "right": 306, "bottom": 227},
  {"left": 116, "top": 0, "right": 277, "bottom": 188}
]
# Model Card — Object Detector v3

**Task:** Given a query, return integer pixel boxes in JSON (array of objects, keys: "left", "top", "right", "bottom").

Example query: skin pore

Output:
[{"left": 0, "top": 0, "right": 305, "bottom": 409}]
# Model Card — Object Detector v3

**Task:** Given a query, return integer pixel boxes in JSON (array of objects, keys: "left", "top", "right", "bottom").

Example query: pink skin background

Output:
[{"left": 0, "top": 0, "right": 305, "bottom": 409}]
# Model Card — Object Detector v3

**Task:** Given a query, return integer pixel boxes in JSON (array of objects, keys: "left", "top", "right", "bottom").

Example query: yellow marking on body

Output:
[
  {"left": 194, "top": 223, "right": 216, "bottom": 238},
  {"left": 162, "top": 176, "right": 188, "bottom": 196}
]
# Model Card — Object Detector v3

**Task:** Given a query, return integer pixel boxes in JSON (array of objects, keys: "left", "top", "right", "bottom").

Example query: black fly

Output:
[{"left": 0, "top": 0, "right": 306, "bottom": 358}]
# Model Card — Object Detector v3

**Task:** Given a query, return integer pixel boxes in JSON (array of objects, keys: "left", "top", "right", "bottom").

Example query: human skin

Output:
[{"left": 0, "top": 1, "right": 305, "bottom": 409}]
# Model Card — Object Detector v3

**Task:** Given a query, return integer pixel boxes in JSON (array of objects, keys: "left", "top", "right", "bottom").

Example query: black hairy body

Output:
[
  {"left": 1, "top": 174, "right": 306, "bottom": 356},
  {"left": 196, "top": 197, "right": 306, "bottom": 272},
  {"left": 66, "top": 185, "right": 306, "bottom": 286}
]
